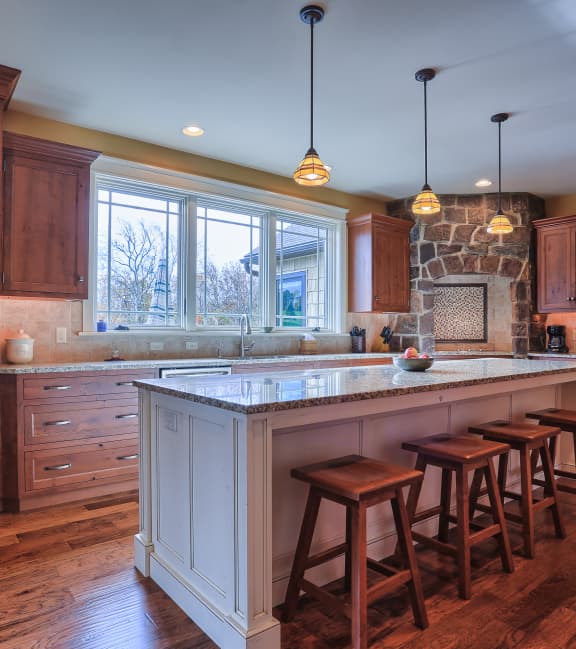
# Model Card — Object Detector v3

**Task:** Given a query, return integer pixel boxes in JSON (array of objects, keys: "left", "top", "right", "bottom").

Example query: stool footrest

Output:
[
  {"left": 412, "top": 531, "right": 457, "bottom": 557},
  {"left": 555, "top": 468, "right": 576, "bottom": 480},
  {"left": 470, "top": 523, "right": 502, "bottom": 545},
  {"left": 367, "top": 569, "right": 412, "bottom": 605},
  {"left": 305, "top": 543, "right": 347, "bottom": 570},
  {"left": 412, "top": 504, "right": 442, "bottom": 524},
  {"left": 300, "top": 579, "right": 350, "bottom": 617},
  {"left": 533, "top": 496, "right": 555, "bottom": 513},
  {"left": 367, "top": 558, "right": 400, "bottom": 577},
  {"left": 474, "top": 503, "right": 493, "bottom": 514}
]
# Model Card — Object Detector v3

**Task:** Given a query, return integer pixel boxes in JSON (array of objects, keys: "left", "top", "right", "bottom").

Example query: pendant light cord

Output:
[
  {"left": 309, "top": 18, "right": 315, "bottom": 150},
  {"left": 423, "top": 79, "right": 428, "bottom": 186},
  {"left": 497, "top": 121, "right": 502, "bottom": 213}
]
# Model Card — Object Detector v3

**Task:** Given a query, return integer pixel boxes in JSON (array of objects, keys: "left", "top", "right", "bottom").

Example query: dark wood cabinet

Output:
[
  {"left": 535, "top": 215, "right": 576, "bottom": 313},
  {"left": 347, "top": 213, "right": 412, "bottom": 313},
  {"left": 0, "top": 369, "right": 155, "bottom": 512},
  {"left": 1, "top": 133, "right": 100, "bottom": 298}
]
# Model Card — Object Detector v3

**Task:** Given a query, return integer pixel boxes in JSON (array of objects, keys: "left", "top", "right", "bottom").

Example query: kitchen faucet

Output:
[{"left": 239, "top": 314, "right": 255, "bottom": 358}]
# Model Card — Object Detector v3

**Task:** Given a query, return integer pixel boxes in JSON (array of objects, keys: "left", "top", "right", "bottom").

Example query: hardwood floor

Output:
[{"left": 0, "top": 491, "right": 575, "bottom": 648}]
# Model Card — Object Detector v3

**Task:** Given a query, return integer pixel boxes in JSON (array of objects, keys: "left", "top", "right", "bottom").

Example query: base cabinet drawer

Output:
[
  {"left": 25, "top": 440, "right": 139, "bottom": 491},
  {"left": 22, "top": 371, "right": 155, "bottom": 401},
  {"left": 24, "top": 398, "right": 139, "bottom": 445}
]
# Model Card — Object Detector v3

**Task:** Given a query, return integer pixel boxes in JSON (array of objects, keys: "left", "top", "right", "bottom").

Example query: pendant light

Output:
[
  {"left": 487, "top": 113, "right": 513, "bottom": 234},
  {"left": 412, "top": 68, "right": 441, "bottom": 216},
  {"left": 293, "top": 5, "right": 330, "bottom": 187}
]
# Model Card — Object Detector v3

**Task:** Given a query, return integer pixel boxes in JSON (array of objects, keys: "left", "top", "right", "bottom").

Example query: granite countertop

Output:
[
  {"left": 0, "top": 350, "right": 522, "bottom": 374},
  {"left": 133, "top": 358, "right": 576, "bottom": 415}
]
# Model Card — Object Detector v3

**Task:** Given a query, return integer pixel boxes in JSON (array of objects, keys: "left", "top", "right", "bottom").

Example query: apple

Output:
[
  {"left": 403, "top": 347, "right": 419, "bottom": 359},
  {"left": 419, "top": 353, "right": 430, "bottom": 359}
]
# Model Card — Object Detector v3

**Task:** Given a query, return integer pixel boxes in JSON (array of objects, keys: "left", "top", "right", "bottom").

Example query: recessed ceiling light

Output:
[
  {"left": 475, "top": 178, "right": 492, "bottom": 188},
  {"left": 182, "top": 125, "right": 204, "bottom": 137}
]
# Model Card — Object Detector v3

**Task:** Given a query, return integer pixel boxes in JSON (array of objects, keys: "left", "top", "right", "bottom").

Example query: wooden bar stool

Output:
[
  {"left": 401, "top": 434, "right": 514, "bottom": 600},
  {"left": 468, "top": 420, "right": 566, "bottom": 559},
  {"left": 526, "top": 408, "right": 576, "bottom": 494},
  {"left": 283, "top": 455, "right": 428, "bottom": 649}
]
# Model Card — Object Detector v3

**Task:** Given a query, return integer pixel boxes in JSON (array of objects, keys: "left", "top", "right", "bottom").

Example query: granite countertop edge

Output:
[
  {"left": 0, "top": 350, "right": 571, "bottom": 374},
  {"left": 133, "top": 362, "right": 576, "bottom": 415}
]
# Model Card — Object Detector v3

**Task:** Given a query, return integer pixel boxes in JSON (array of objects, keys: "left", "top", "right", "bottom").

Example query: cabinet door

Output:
[
  {"left": 2, "top": 154, "right": 89, "bottom": 298},
  {"left": 537, "top": 224, "right": 576, "bottom": 312},
  {"left": 372, "top": 221, "right": 410, "bottom": 312}
]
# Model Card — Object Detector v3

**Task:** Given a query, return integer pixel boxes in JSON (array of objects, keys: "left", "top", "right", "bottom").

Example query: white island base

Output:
[{"left": 134, "top": 360, "right": 576, "bottom": 649}]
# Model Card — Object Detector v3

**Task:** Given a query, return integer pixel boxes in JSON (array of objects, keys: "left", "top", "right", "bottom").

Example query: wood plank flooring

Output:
[{"left": 0, "top": 491, "right": 575, "bottom": 648}]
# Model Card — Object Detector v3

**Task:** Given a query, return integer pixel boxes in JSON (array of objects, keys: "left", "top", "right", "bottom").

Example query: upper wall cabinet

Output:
[
  {"left": 347, "top": 213, "right": 412, "bottom": 313},
  {"left": 534, "top": 215, "right": 576, "bottom": 313},
  {"left": 1, "top": 133, "right": 100, "bottom": 299}
]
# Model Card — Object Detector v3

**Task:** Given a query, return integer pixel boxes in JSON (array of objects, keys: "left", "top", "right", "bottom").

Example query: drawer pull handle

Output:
[
  {"left": 45, "top": 419, "right": 72, "bottom": 427},
  {"left": 43, "top": 385, "right": 72, "bottom": 391},
  {"left": 115, "top": 413, "right": 138, "bottom": 420},
  {"left": 116, "top": 454, "right": 139, "bottom": 461},
  {"left": 44, "top": 463, "right": 72, "bottom": 471},
  {"left": 116, "top": 381, "right": 134, "bottom": 386}
]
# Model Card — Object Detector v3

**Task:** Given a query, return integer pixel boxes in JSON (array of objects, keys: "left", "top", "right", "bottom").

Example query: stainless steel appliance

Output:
[
  {"left": 547, "top": 325, "right": 568, "bottom": 353},
  {"left": 159, "top": 365, "right": 232, "bottom": 379}
]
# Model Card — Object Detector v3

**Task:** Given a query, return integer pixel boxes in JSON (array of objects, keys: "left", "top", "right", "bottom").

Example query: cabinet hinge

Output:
[
  {"left": 1, "top": 272, "right": 4, "bottom": 286},
  {"left": 2, "top": 159, "right": 5, "bottom": 173}
]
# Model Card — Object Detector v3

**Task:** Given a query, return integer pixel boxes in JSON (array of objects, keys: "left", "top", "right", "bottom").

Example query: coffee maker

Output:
[{"left": 547, "top": 325, "right": 569, "bottom": 353}]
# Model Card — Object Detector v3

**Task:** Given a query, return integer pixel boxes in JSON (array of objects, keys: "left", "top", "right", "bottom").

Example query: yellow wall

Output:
[
  {"left": 3, "top": 110, "right": 390, "bottom": 218},
  {"left": 545, "top": 194, "right": 576, "bottom": 218}
]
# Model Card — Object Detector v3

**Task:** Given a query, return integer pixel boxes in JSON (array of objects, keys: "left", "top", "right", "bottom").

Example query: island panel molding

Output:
[{"left": 135, "top": 359, "right": 576, "bottom": 649}]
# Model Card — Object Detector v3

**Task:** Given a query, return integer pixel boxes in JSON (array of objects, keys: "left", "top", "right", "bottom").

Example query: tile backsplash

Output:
[{"left": 0, "top": 298, "right": 353, "bottom": 363}]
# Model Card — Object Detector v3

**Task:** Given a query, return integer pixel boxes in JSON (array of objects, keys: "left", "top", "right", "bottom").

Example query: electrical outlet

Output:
[
  {"left": 149, "top": 342, "right": 164, "bottom": 351},
  {"left": 185, "top": 341, "right": 198, "bottom": 350},
  {"left": 56, "top": 327, "right": 67, "bottom": 344}
]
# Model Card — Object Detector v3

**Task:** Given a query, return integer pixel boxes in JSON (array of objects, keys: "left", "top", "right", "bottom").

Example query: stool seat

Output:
[
  {"left": 527, "top": 408, "right": 576, "bottom": 432},
  {"left": 469, "top": 419, "right": 565, "bottom": 558},
  {"left": 469, "top": 420, "right": 561, "bottom": 442},
  {"left": 402, "top": 434, "right": 509, "bottom": 463},
  {"left": 284, "top": 455, "right": 428, "bottom": 649},
  {"left": 401, "top": 434, "right": 514, "bottom": 600},
  {"left": 292, "top": 455, "right": 422, "bottom": 501}
]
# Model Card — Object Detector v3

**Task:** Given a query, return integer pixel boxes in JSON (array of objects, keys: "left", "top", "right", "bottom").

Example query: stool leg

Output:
[
  {"left": 391, "top": 489, "right": 429, "bottom": 629},
  {"left": 344, "top": 507, "right": 352, "bottom": 592},
  {"left": 455, "top": 465, "right": 472, "bottom": 599},
  {"left": 468, "top": 467, "right": 483, "bottom": 521},
  {"left": 519, "top": 445, "right": 535, "bottom": 559},
  {"left": 497, "top": 452, "right": 509, "bottom": 498},
  {"left": 540, "top": 440, "right": 566, "bottom": 540},
  {"left": 484, "top": 459, "right": 514, "bottom": 574},
  {"left": 283, "top": 489, "right": 322, "bottom": 622},
  {"left": 395, "top": 455, "right": 427, "bottom": 563},
  {"left": 350, "top": 501, "right": 368, "bottom": 649},
  {"left": 439, "top": 468, "right": 452, "bottom": 542}
]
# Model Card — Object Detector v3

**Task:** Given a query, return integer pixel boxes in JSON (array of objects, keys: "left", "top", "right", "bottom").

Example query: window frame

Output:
[{"left": 84, "top": 157, "right": 347, "bottom": 334}]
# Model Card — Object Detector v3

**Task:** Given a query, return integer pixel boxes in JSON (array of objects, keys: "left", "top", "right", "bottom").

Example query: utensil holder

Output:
[{"left": 351, "top": 335, "right": 366, "bottom": 353}]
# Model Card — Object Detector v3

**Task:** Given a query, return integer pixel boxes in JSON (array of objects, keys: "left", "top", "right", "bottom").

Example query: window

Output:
[
  {"left": 96, "top": 186, "right": 183, "bottom": 328},
  {"left": 90, "top": 165, "right": 345, "bottom": 332}
]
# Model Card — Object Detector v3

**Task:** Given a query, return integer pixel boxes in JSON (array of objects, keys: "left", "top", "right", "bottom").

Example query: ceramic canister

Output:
[{"left": 5, "top": 329, "right": 34, "bottom": 363}]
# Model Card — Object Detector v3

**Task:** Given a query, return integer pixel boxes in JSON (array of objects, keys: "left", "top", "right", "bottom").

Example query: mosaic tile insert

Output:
[{"left": 434, "top": 283, "right": 487, "bottom": 342}]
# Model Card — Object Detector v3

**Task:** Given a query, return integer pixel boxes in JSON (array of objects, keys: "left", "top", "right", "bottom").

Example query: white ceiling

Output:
[{"left": 2, "top": 0, "right": 576, "bottom": 200}]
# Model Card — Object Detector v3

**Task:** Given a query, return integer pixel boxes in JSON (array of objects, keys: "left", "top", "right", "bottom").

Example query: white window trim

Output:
[{"left": 83, "top": 157, "right": 348, "bottom": 333}]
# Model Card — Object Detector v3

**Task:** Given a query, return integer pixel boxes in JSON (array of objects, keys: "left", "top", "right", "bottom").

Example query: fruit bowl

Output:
[{"left": 393, "top": 356, "right": 434, "bottom": 372}]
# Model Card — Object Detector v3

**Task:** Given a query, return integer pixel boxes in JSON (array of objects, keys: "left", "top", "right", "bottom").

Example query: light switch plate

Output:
[
  {"left": 185, "top": 341, "right": 198, "bottom": 350},
  {"left": 56, "top": 327, "right": 67, "bottom": 344},
  {"left": 149, "top": 342, "right": 164, "bottom": 351}
]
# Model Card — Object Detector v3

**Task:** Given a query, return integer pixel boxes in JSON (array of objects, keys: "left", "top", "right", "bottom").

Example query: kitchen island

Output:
[{"left": 134, "top": 358, "right": 576, "bottom": 649}]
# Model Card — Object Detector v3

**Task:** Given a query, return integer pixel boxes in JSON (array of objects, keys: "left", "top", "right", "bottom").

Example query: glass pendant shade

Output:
[
  {"left": 412, "top": 183, "right": 441, "bottom": 215},
  {"left": 293, "top": 146, "right": 330, "bottom": 186},
  {"left": 487, "top": 211, "right": 513, "bottom": 234}
]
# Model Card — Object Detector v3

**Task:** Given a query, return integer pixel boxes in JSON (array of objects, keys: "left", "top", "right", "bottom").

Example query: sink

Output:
[{"left": 222, "top": 355, "right": 300, "bottom": 361}]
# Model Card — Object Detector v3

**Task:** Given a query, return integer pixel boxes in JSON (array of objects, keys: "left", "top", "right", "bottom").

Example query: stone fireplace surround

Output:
[{"left": 381, "top": 192, "right": 546, "bottom": 356}]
